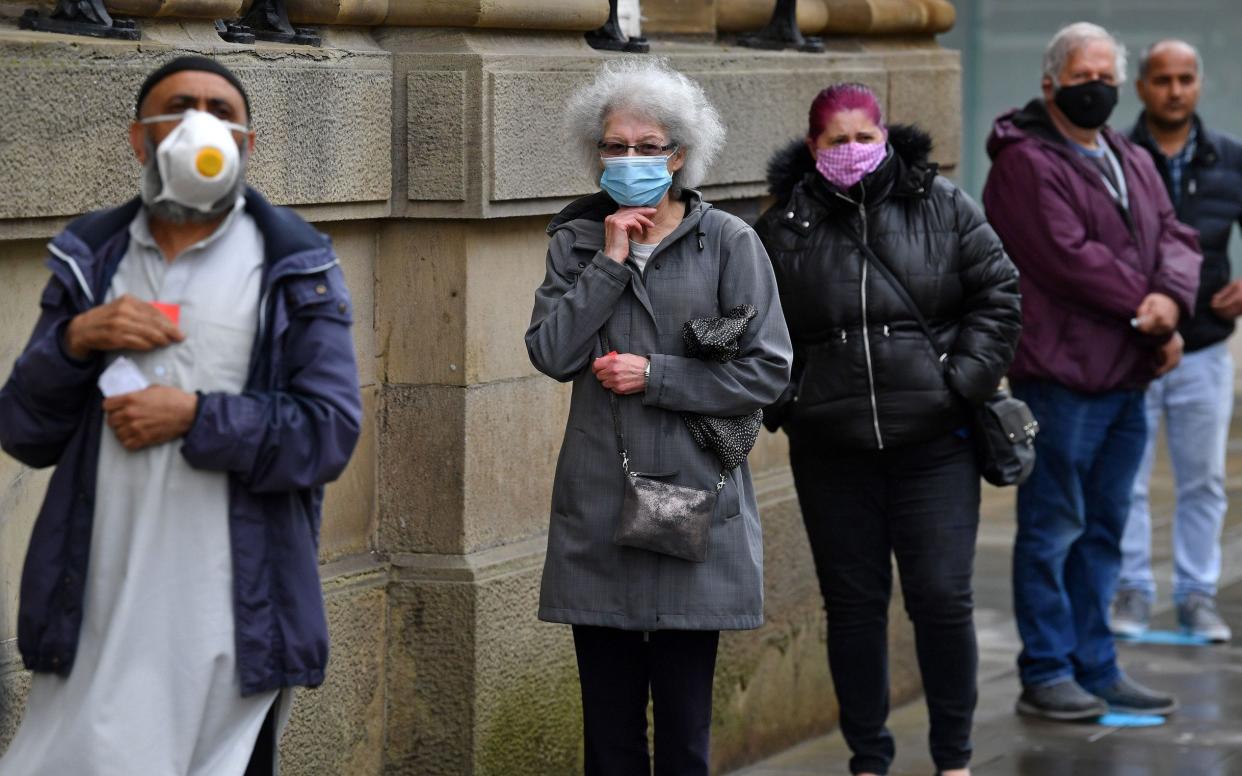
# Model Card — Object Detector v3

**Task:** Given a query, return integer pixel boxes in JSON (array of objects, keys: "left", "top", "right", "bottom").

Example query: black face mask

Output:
[{"left": 1054, "top": 79, "right": 1119, "bottom": 129}]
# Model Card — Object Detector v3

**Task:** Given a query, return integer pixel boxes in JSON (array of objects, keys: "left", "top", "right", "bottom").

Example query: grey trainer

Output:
[
  {"left": 1016, "top": 678, "right": 1108, "bottom": 721},
  {"left": 1110, "top": 588, "right": 1151, "bottom": 639},
  {"left": 1092, "top": 673, "right": 1178, "bottom": 715},
  {"left": 1178, "top": 592, "right": 1232, "bottom": 643}
]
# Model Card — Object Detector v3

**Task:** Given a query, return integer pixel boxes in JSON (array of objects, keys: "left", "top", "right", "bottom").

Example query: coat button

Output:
[
  {"left": 786, "top": 211, "right": 795, "bottom": 219},
  {"left": 802, "top": 221, "right": 810, "bottom": 228},
  {"left": 50, "top": 656, "right": 60, "bottom": 668},
  {"left": 578, "top": 262, "right": 586, "bottom": 268},
  {"left": 338, "top": 302, "right": 348, "bottom": 313},
  {"left": 315, "top": 283, "right": 328, "bottom": 295}
]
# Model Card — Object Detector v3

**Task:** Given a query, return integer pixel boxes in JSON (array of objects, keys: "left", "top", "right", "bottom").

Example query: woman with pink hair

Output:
[{"left": 755, "top": 82, "right": 1022, "bottom": 776}]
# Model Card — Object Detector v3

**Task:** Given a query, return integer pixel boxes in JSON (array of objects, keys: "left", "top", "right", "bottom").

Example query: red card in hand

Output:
[{"left": 152, "top": 302, "right": 181, "bottom": 326}]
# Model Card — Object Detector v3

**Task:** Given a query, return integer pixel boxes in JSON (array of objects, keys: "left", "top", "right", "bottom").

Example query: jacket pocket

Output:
[
  {"left": 552, "top": 426, "right": 592, "bottom": 516},
  {"left": 790, "top": 335, "right": 856, "bottom": 410},
  {"left": 871, "top": 329, "right": 948, "bottom": 395},
  {"left": 716, "top": 469, "right": 741, "bottom": 521}
]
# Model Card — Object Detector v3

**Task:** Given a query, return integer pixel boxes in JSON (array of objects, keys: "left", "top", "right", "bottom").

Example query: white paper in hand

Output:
[{"left": 98, "top": 356, "right": 150, "bottom": 398}]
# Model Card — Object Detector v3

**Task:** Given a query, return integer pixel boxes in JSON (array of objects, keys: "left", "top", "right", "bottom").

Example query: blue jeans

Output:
[
  {"left": 1010, "top": 381, "right": 1148, "bottom": 690},
  {"left": 1120, "top": 342, "right": 1234, "bottom": 604}
]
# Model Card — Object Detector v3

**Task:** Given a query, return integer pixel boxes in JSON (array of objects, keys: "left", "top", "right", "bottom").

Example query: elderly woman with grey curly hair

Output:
[{"left": 526, "top": 59, "right": 792, "bottom": 776}]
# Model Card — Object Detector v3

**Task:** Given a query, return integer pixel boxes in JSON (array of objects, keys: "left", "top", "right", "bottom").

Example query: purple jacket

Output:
[
  {"left": 983, "top": 99, "right": 1201, "bottom": 393},
  {"left": 0, "top": 188, "right": 362, "bottom": 695}
]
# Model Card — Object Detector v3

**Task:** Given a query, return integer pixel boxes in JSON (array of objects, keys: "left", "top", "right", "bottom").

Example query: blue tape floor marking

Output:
[
  {"left": 1096, "top": 712, "right": 1167, "bottom": 727},
  {"left": 1117, "top": 630, "right": 1212, "bottom": 646}
]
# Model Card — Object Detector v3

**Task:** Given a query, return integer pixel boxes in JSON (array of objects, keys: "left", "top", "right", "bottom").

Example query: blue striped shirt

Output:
[{"left": 1165, "top": 126, "right": 1198, "bottom": 207}]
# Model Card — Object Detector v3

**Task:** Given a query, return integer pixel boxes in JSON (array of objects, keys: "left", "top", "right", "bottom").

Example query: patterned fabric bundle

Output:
[{"left": 682, "top": 305, "right": 764, "bottom": 471}]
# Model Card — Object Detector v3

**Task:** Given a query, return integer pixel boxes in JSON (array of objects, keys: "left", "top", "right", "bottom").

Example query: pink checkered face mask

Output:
[{"left": 815, "top": 140, "right": 888, "bottom": 190}]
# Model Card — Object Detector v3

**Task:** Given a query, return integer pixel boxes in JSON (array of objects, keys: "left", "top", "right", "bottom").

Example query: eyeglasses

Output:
[{"left": 597, "top": 141, "right": 678, "bottom": 158}]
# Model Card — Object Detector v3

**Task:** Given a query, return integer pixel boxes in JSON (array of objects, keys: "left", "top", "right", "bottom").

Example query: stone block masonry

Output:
[{"left": 0, "top": 14, "right": 960, "bottom": 773}]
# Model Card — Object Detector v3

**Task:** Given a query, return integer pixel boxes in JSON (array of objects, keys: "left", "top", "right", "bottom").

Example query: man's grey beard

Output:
[{"left": 140, "top": 135, "right": 248, "bottom": 224}]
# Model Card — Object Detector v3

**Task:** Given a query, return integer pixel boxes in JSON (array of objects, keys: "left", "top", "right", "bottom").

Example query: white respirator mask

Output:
[{"left": 140, "top": 109, "right": 248, "bottom": 212}]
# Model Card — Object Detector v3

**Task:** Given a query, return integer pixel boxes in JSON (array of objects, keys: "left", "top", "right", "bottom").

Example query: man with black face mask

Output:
[
  {"left": 983, "top": 23, "right": 1202, "bottom": 723},
  {"left": 0, "top": 57, "right": 362, "bottom": 774}
]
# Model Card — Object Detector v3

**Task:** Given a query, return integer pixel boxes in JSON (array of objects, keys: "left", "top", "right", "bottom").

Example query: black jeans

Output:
[
  {"left": 572, "top": 625, "right": 720, "bottom": 776},
  {"left": 790, "top": 432, "right": 980, "bottom": 775}
]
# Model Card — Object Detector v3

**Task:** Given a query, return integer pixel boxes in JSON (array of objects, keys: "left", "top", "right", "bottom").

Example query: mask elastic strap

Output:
[{"left": 139, "top": 111, "right": 249, "bottom": 134}]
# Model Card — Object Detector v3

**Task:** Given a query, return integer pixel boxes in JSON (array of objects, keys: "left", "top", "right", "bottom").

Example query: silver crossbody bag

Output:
[{"left": 600, "top": 332, "right": 722, "bottom": 563}]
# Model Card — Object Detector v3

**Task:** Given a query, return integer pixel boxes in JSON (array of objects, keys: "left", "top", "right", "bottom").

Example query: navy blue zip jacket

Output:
[
  {"left": 0, "top": 188, "right": 362, "bottom": 696},
  {"left": 1130, "top": 113, "right": 1242, "bottom": 352}
]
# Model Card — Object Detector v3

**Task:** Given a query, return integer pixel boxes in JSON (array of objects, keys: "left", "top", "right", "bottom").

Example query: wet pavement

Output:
[{"left": 733, "top": 403, "right": 1242, "bottom": 776}]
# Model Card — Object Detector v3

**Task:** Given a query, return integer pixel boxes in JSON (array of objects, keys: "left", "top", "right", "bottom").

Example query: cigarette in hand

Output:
[{"left": 1130, "top": 316, "right": 1149, "bottom": 329}]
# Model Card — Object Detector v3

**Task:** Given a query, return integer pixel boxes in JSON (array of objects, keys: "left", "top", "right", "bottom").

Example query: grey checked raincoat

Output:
[{"left": 526, "top": 189, "right": 793, "bottom": 631}]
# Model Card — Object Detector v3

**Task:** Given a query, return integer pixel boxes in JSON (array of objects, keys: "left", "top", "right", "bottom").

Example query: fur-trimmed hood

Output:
[{"left": 765, "top": 124, "right": 936, "bottom": 203}]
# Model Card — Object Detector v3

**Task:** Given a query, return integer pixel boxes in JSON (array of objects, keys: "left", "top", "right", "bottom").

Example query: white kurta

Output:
[{"left": 0, "top": 200, "right": 282, "bottom": 776}]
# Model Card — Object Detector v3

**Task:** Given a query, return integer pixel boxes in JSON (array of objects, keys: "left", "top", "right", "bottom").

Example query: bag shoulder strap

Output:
[
  {"left": 839, "top": 225, "right": 947, "bottom": 361},
  {"left": 598, "top": 329, "right": 727, "bottom": 489}
]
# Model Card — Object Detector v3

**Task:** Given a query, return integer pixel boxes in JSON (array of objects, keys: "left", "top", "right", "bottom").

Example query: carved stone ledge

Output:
[
  {"left": 287, "top": 0, "right": 608, "bottom": 30},
  {"left": 718, "top": 0, "right": 955, "bottom": 36}
]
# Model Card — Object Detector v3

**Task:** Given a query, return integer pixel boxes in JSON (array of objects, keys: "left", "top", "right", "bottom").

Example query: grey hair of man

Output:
[
  {"left": 139, "top": 134, "right": 248, "bottom": 224},
  {"left": 565, "top": 57, "right": 726, "bottom": 195},
  {"left": 1042, "top": 21, "right": 1129, "bottom": 86},
  {"left": 1137, "top": 39, "right": 1204, "bottom": 81}
]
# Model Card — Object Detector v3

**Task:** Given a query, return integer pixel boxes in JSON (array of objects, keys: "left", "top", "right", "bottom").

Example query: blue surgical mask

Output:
[{"left": 599, "top": 155, "right": 674, "bottom": 207}]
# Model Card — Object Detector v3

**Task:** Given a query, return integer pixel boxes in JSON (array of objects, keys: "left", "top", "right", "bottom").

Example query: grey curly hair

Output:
[{"left": 565, "top": 58, "right": 726, "bottom": 194}]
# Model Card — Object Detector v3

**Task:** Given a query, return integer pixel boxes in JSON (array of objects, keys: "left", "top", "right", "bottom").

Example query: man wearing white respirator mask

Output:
[{"left": 0, "top": 57, "right": 362, "bottom": 775}]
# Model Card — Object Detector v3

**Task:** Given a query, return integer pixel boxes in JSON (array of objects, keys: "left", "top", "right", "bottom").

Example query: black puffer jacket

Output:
[{"left": 755, "top": 126, "right": 1022, "bottom": 451}]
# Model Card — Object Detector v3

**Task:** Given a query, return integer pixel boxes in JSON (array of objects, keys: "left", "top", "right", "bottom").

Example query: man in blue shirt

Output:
[{"left": 1114, "top": 39, "right": 1242, "bottom": 642}]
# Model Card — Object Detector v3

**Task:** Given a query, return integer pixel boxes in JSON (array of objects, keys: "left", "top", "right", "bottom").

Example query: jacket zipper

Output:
[
  {"left": 855, "top": 184, "right": 884, "bottom": 450},
  {"left": 636, "top": 206, "right": 706, "bottom": 284}
]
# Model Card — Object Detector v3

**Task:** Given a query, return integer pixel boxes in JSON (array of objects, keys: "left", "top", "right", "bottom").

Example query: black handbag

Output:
[
  {"left": 972, "top": 389, "right": 1039, "bottom": 486},
  {"left": 840, "top": 227, "right": 1038, "bottom": 487},
  {"left": 599, "top": 332, "right": 719, "bottom": 562},
  {"left": 681, "top": 305, "right": 765, "bottom": 471}
]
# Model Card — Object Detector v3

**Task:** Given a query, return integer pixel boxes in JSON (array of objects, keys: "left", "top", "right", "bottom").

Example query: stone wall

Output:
[{"left": 0, "top": 9, "right": 960, "bottom": 774}]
